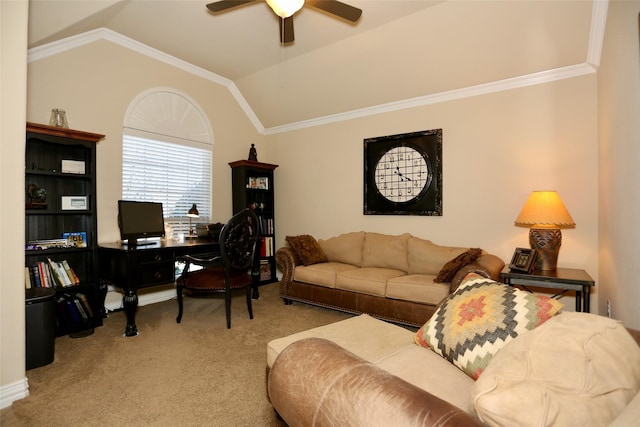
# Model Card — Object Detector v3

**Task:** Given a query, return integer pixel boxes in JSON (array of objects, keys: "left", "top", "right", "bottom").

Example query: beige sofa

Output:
[
  {"left": 276, "top": 231, "right": 505, "bottom": 327},
  {"left": 267, "top": 311, "right": 640, "bottom": 427}
]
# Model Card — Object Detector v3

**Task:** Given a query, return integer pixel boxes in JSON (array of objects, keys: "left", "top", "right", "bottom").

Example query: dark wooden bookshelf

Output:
[
  {"left": 229, "top": 160, "right": 279, "bottom": 295},
  {"left": 25, "top": 122, "right": 105, "bottom": 337}
]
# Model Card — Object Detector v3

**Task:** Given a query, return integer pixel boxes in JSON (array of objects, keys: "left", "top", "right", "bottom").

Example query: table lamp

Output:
[
  {"left": 514, "top": 191, "right": 575, "bottom": 271},
  {"left": 187, "top": 204, "right": 199, "bottom": 239}
]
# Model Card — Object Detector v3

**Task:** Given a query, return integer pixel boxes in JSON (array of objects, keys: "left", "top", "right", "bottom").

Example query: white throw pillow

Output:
[{"left": 473, "top": 312, "right": 640, "bottom": 427}]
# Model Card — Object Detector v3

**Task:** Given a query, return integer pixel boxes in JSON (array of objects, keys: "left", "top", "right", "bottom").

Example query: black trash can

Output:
[{"left": 25, "top": 288, "right": 56, "bottom": 370}]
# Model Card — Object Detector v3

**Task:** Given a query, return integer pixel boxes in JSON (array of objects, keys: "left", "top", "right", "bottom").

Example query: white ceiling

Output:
[{"left": 28, "top": 0, "right": 598, "bottom": 131}]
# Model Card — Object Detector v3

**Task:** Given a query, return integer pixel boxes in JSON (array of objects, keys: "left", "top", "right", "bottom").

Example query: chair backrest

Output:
[{"left": 219, "top": 209, "right": 260, "bottom": 271}]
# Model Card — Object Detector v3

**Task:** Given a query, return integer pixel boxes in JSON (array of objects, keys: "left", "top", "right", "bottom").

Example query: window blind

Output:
[{"left": 122, "top": 134, "right": 211, "bottom": 236}]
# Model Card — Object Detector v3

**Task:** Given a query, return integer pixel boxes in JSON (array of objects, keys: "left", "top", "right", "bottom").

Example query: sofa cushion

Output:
[
  {"left": 335, "top": 267, "right": 406, "bottom": 297},
  {"left": 294, "top": 262, "right": 359, "bottom": 288},
  {"left": 473, "top": 312, "right": 640, "bottom": 427},
  {"left": 434, "top": 248, "right": 483, "bottom": 283},
  {"left": 267, "top": 314, "right": 415, "bottom": 368},
  {"left": 386, "top": 274, "right": 450, "bottom": 305},
  {"left": 407, "top": 237, "right": 468, "bottom": 275},
  {"left": 361, "top": 232, "right": 411, "bottom": 272},
  {"left": 318, "top": 231, "right": 365, "bottom": 266},
  {"left": 377, "top": 345, "right": 475, "bottom": 413},
  {"left": 285, "top": 234, "right": 328, "bottom": 266},
  {"left": 414, "top": 273, "right": 564, "bottom": 380}
]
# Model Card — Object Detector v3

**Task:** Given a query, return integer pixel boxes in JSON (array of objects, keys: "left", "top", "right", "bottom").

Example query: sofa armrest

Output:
[
  {"left": 450, "top": 254, "right": 505, "bottom": 293},
  {"left": 275, "top": 247, "right": 300, "bottom": 295},
  {"left": 268, "top": 338, "right": 485, "bottom": 427}
]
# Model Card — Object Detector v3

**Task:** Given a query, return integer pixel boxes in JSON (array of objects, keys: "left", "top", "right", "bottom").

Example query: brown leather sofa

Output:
[
  {"left": 267, "top": 314, "right": 640, "bottom": 427},
  {"left": 276, "top": 232, "right": 505, "bottom": 327}
]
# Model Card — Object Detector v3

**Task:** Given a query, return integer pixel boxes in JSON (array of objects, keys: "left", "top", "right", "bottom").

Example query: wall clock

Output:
[{"left": 364, "top": 129, "right": 442, "bottom": 215}]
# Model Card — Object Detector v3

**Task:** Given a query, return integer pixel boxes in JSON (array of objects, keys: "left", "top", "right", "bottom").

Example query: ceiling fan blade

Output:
[
  {"left": 279, "top": 17, "right": 295, "bottom": 43},
  {"left": 206, "top": 0, "right": 256, "bottom": 13},
  {"left": 306, "top": 0, "right": 362, "bottom": 22}
]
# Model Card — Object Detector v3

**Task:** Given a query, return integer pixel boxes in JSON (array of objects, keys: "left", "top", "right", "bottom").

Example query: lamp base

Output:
[{"left": 529, "top": 227, "right": 562, "bottom": 271}]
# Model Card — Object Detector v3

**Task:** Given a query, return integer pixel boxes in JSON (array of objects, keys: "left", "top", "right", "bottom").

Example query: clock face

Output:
[{"left": 374, "top": 146, "right": 429, "bottom": 203}]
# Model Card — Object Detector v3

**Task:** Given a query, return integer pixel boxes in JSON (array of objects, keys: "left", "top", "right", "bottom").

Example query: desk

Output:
[
  {"left": 99, "top": 239, "right": 220, "bottom": 336},
  {"left": 500, "top": 268, "right": 595, "bottom": 312}
]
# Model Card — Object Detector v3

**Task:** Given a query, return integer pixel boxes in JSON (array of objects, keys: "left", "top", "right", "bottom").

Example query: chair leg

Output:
[
  {"left": 246, "top": 286, "right": 254, "bottom": 320},
  {"left": 225, "top": 290, "right": 232, "bottom": 329},
  {"left": 176, "top": 285, "right": 184, "bottom": 323}
]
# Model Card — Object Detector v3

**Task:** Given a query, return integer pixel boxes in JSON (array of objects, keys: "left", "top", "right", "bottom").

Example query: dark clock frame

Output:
[{"left": 364, "top": 129, "right": 442, "bottom": 216}]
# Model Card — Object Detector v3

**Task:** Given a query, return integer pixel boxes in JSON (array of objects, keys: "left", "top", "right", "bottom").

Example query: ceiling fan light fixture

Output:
[{"left": 266, "top": 0, "right": 304, "bottom": 18}]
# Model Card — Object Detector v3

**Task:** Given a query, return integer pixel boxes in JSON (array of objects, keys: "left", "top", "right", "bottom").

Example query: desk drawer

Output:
[
  {"left": 137, "top": 261, "right": 175, "bottom": 287},
  {"left": 136, "top": 251, "right": 173, "bottom": 264}
]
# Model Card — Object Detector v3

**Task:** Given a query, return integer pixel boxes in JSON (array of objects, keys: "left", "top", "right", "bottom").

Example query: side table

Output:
[{"left": 500, "top": 267, "right": 595, "bottom": 312}]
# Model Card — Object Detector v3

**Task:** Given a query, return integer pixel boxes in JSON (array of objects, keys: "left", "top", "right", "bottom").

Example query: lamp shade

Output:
[
  {"left": 514, "top": 191, "right": 575, "bottom": 228},
  {"left": 187, "top": 204, "right": 199, "bottom": 218},
  {"left": 266, "top": 0, "right": 304, "bottom": 18}
]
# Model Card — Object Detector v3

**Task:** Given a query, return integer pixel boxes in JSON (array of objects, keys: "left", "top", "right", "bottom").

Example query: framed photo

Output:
[
  {"left": 364, "top": 129, "right": 442, "bottom": 215},
  {"left": 509, "top": 248, "right": 537, "bottom": 273},
  {"left": 61, "top": 195, "right": 88, "bottom": 210}
]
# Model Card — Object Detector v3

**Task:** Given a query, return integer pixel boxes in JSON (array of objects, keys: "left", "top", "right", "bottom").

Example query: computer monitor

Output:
[{"left": 117, "top": 200, "right": 165, "bottom": 247}]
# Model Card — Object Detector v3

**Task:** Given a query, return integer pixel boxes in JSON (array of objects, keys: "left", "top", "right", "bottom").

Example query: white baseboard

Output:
[
  {"left": 104, "top": 285, "right": 176, "bottom": 312},
  {"left": 0, "top": 378, "right": 29, "bottom": 409}
]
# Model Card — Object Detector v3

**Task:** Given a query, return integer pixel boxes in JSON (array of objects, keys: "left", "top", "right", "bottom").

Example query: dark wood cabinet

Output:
[
  {"left": 25, "top": 122, "right": 105, "bottom": 336},
  {"left": 229, "top": 160, "right": 279, "bottom": 287}
]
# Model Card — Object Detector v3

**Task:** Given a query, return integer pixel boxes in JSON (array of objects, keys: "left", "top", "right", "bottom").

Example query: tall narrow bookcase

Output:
[
  {"left": 229, "top": 160, "right": 279, "bottom": 294},
  {"left": 25, "top": 122, "right": 105, "bottom": 337}
]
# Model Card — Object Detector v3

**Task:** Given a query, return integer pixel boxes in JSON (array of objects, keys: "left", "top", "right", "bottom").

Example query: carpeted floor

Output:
[{"left": 2, "top": 283, "right": 351, "bottom": 426}]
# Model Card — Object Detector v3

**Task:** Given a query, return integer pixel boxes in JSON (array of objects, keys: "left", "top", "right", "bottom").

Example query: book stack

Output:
[
  {"left": 56, "top": 292, "right": 94, "bottom": 330},
  {"left": 259, "top": 236, "right": 274, "bottom": 257},
  {"left": 25, "top": 258, "right": 81, "bottom": 289}
]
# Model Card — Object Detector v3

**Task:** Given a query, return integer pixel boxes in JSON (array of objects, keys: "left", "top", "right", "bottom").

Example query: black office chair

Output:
[{"left": 176, "top": 208, "right": 260, "bottom": 329}]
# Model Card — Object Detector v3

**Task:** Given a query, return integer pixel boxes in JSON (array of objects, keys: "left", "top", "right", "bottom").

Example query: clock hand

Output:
[{"left": 394, "top": 166, "right": 412, "bottom": 181}]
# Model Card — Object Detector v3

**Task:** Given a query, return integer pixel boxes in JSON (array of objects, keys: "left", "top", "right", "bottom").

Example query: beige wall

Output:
[
  {"left": 27, "top": 40, "right": 267, "bottom": 242},
  {"left": 598, "top": 0, "right": 640, "bottom": 329},
  {"left": 267, "top": 75, "right": 599, "bottom": 291},
  {"left": 1, "top": 0, "right": 28, "bottom": 404}
]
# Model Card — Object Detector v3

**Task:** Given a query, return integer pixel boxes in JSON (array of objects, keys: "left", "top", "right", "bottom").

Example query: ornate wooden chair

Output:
[{"left": 176, "top": 208, "right": 260, "bottom": 329}]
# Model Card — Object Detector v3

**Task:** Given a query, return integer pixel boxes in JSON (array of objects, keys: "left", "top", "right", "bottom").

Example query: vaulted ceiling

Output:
[{"left": 28, "top": 1, "right": 599, "bottom": 132}]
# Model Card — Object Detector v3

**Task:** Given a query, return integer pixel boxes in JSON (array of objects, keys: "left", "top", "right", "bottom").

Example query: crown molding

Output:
[
  {"left": 587, "top": 0, "right": 608, "bottom": 68},
  {"left": 27, "top": 28, "right": 266, "bottom": 134},
  {"left": 265, "top": 63, "right": 596, "bottom": 135},
  {"left": 28, "top": 0, "right": 606, "bottom": 136}
]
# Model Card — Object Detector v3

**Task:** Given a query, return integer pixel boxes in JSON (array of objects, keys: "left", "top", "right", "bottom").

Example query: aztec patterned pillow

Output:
[{"left": 415, "top": 273, "right": 564, "bottom": 380}]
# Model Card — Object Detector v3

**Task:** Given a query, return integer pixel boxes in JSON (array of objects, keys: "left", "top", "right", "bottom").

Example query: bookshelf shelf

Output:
[
  {"left": 229, "top": 160, "right": 279, "bottom": 295},
  {"left": 25, "top": 122, "right": 105, "bottom": 337}
]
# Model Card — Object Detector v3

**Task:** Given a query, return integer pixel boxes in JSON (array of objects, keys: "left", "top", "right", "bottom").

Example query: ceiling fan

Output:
[{"left": 205, "top": 0, "right": 363, "bottom": 43}]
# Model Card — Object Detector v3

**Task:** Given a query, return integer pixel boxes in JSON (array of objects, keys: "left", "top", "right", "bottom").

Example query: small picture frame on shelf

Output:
[
  {"left": 61, "top": 159, "right": 86, "bottom": 174},
  {"left": 61, "top": 195, "right": 88, "bottom": 210},
  {"left": 509, "top": 247, "right": 537, "bottom": 273}
]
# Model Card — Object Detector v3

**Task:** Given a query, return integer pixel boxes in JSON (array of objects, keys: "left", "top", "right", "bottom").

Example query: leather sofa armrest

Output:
[
  {"left": 450, "top": 254, "right": 505, "bottom": 293},
  {"left": 268, "top": 338, "right": 486, "bottom": 427},
  {"left": 275, "top": 247, "right": 300, "bottom": 295}
]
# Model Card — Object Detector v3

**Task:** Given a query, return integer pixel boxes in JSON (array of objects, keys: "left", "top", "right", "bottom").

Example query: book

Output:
[
  {"left": 75, "top": 293, "right": 94, "bottom": 318},
  {"left": 38, "top": 261, "right": 51, "bottom": 288},
  {"left": 61, "top": 260, "right": 81, "bottom": 285},
  {"left": 259, "top": 261, "right": 271, "bottom": 281},
  {"left": 25, "top": 267, "right": 32, "bottom": 289},
  {"left": 47, "top": 258, "right": 69, "bottom": 287},
  {"left": 31, "top": 265, "right": 42, "bottom": 287}
]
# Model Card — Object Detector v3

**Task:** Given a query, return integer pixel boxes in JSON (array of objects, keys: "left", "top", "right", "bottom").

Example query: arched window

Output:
[{"left": 123, "top": 88, "right": 212, "bottom": 237}]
